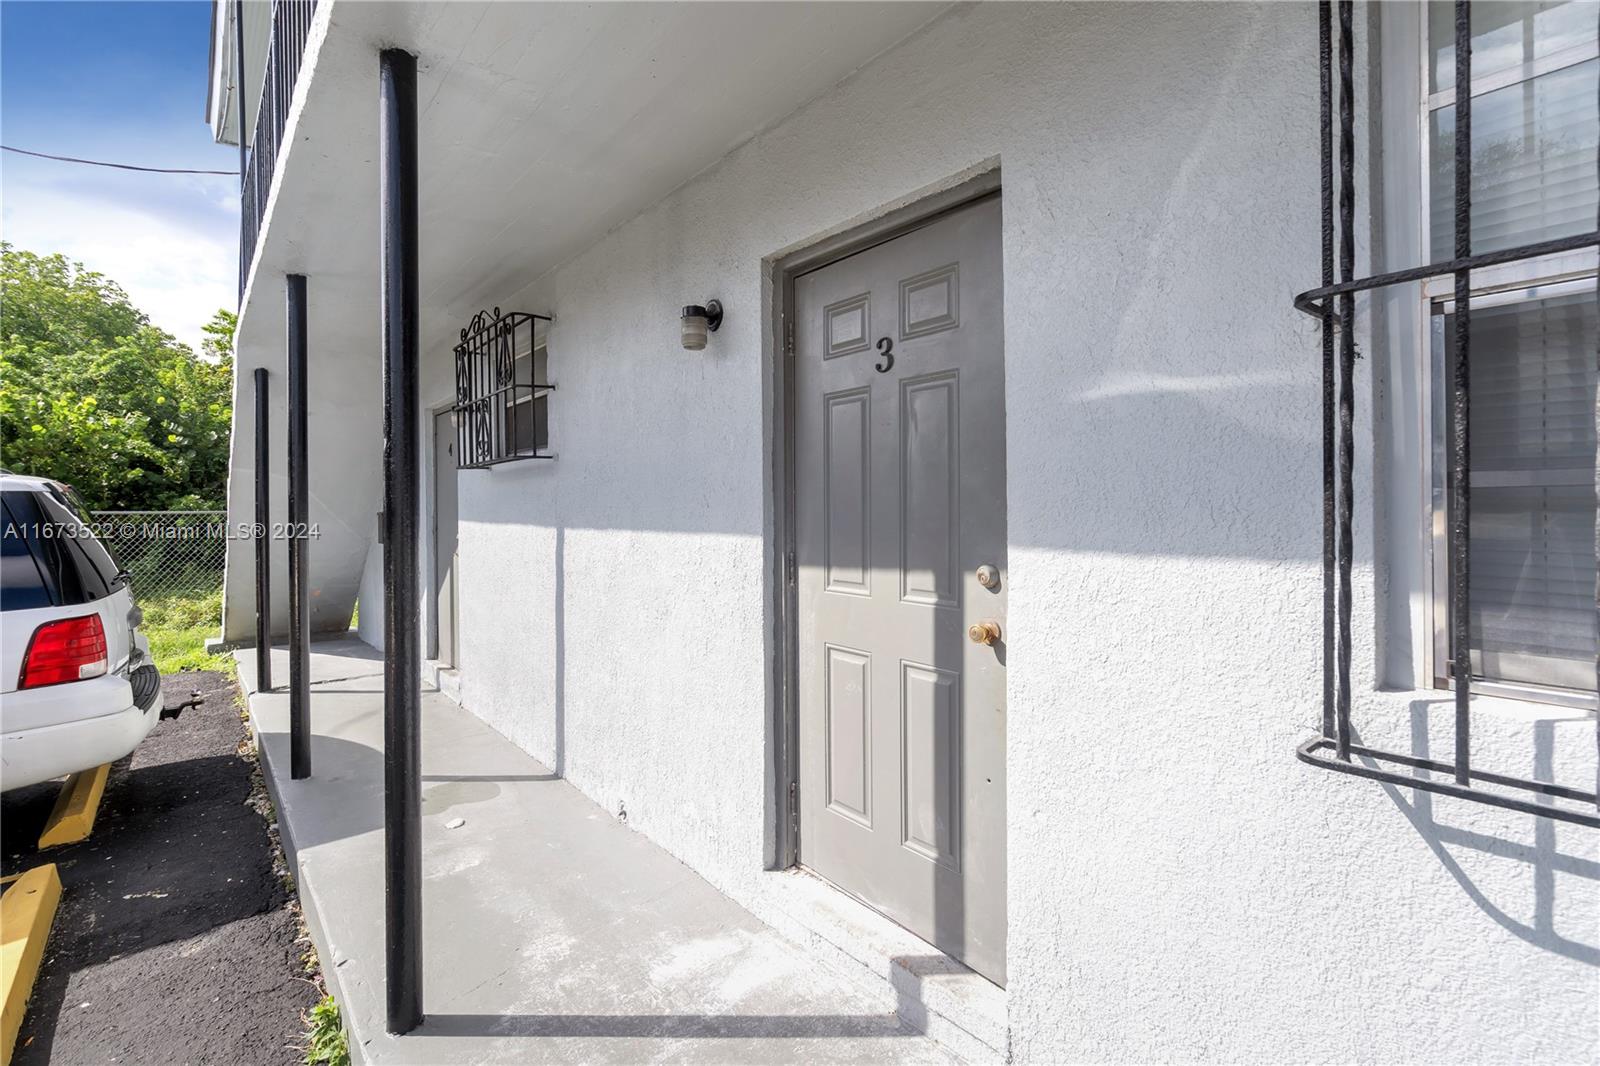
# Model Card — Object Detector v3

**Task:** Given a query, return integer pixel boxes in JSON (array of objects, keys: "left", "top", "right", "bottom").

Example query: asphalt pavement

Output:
[{"left": 1, "top": 669, "right": 318, "bottom": 1065}]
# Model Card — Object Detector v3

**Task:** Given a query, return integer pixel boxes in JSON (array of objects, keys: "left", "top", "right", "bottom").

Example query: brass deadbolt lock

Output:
[
  {"left": 976, "top": 564, "right": 1000, "bottom": 590},
  {"left": 968, "top": 620, "right": 1002, "bottom": 646}
]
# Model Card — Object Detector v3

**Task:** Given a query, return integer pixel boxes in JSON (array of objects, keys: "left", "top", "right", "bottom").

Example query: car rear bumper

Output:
[{"left": 0, "top": 683, "right": 161, "bottom": 792}]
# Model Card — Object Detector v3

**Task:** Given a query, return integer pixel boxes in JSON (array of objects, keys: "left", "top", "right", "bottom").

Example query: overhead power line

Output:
[{"left": 1, "top": 144, "right": 235, "bottom": 176}]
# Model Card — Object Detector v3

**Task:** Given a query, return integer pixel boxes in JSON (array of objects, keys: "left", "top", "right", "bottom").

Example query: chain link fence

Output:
[{"left": 91, "top": 511, "right": 228, "bottom": 599}]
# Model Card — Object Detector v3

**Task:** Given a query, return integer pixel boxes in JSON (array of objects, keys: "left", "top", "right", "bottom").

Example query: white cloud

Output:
[{"left": 2, "top": 161, "right": 238, "bottom": 353}]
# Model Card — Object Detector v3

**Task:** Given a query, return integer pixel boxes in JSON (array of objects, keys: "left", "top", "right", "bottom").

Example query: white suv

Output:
[{"left": 1, "top": 473, "right": 162, "bottom": 792}]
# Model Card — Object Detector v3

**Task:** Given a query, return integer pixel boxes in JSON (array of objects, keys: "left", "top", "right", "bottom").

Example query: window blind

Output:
[
  {"left": 1442, "top": 293, "right": 1599, "bottom": 692},
  {"left": 1430, "top": 59, "right": 1599, "bottom": 262}
]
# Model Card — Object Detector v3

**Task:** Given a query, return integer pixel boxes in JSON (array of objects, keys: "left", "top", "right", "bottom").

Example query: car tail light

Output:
[{"left": 20, "top": 614, "right": 108, "bottom": 689}]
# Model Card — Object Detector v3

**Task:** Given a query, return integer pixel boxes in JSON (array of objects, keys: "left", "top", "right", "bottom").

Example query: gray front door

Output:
[
  {"left": 433, "top": 409, "right": 459, "bottom": 667},
  {"left": 794, "top": 194, "right": 1006, "bottom": 985}
]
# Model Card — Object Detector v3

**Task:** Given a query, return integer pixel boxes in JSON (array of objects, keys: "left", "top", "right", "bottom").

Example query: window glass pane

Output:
[
  {"left": 1437, "top": 292, "right": 1598, "bottom": 692},
  {"left": 501, "top": 348, "right": 548, "bottom": 456},
  {"left": 1, "top": 497, "right": 54, "bottom": 612},
  {"left": 40, "top": 487, "right": 123, "bottom": 589},
  {"left": 33, "top": 491, "right": 115, "bottom": 602},
  {"left": 503, "top": 397, "right": 548, "bottom": 456},
  {"left": 532, "top": 346, "right": 549, "bottom": 453},
  {"left": 1430, "top": 0, "right": 1597, "bottom": 94},
  {"left": 1, "top": 490, "right": 100, "bottom": 606},
  {"left": 1430, "top": 60, "right": 1598, "bottom": 261}
]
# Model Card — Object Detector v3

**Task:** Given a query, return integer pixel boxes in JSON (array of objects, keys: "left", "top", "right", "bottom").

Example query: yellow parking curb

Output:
[
  {"left": 1, "top": 864, "right": 62, "bottom": 1066},
  {"left": 37, "top": 764, "right": 111, "bottom": 850}
]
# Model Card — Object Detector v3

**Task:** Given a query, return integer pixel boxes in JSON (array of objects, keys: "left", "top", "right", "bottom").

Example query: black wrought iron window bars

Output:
[
  {"left": 1293, "top": 0, "right": 1600, "bottom": 829},
  {"left": 452, "top": 308, "right": 555, "bottom": 470}
]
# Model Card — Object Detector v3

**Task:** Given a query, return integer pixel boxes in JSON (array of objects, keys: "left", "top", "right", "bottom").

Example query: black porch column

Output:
[
  {"left": 379, "top": 46, "right": 423, "bottom": 1036},
  {"left": 253, "top": 367, "right": 272, "bottom": 692},
  {"left": 286, "top": 273, "right": 311, "bottom": 780}
]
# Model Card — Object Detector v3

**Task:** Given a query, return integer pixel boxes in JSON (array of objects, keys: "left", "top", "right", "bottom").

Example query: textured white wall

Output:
[{"left": 446, "top": 3, "right": 1596, "bottom": 1061}]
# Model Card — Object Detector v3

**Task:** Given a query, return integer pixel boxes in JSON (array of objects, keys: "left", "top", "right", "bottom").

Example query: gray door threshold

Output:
[{"left": 421, "top": 658, "right": 461, "bottom": 704}]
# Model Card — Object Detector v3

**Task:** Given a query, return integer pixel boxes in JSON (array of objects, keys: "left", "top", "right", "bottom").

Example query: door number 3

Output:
[{"left": 875, "top": 337, "right": 895, "bottom": 373}]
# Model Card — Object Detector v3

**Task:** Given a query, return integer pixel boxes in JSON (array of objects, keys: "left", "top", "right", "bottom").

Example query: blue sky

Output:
[{"left": 2, "top": 1, "right": 238, "bottom": 351}]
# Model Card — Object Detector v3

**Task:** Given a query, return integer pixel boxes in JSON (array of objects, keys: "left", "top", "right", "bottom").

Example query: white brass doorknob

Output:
[
  {"left": 976, "top": 565, "right": 1000, "bottom": 589},
  {"left": 968, "top": 621, "right": 1001, "bottom": 646}
]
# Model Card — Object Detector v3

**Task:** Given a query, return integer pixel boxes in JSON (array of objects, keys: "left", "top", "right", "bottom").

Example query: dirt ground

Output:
[{"left": 1, "top": 669, "right": 319, "bottom": 1065}]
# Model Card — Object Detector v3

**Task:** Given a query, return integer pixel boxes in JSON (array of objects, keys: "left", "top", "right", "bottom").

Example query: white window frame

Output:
[{"left": 1415, "top": 2, "right": 1598, "bottom": 709}]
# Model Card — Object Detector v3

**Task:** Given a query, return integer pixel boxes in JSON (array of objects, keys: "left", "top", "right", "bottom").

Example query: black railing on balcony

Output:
[{"left": 239, "top": 0, "right": 317, "bottom": 301}]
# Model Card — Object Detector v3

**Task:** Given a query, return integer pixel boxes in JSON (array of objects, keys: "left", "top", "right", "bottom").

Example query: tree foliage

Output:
[{"left": 0, "top": 245, "right": 233, "bottom": 510}]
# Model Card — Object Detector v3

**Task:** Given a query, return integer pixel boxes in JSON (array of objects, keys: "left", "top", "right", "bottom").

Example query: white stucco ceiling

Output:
[{"left": 241, "top": 0, "right": 952, "bottom": 350}]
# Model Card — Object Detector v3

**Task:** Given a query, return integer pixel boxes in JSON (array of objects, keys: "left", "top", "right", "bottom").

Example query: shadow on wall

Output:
[{"left": 1360, "top": 708, "right": 1600, "bottom": 967}]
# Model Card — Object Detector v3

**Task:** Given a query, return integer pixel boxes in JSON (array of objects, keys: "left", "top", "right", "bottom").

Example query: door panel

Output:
[
  {"left": 900, "top": 372, "right": 960, "bottom": 607},
  {"left": 795, "top": 194, "right": 1006, "bottom": 985},
  {"left": 900, "top": 660, "right": 959, "bottom": 866},
  {"left": 825, "top": 644, "right": 873, "bottom": 825},
  {"left": 825, "top": 389, "right": 872, "bottom": 594}
]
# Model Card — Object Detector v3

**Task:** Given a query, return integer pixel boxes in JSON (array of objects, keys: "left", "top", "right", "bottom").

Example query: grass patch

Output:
[
  {"left": 304, "top": 995, "right": 350, "bottom": 1066},
  {"left": 141, "top": 588, "right": 232, "bottom": 675}
]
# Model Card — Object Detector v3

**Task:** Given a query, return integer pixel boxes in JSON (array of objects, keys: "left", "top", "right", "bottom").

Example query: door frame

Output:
[
  {"left": 767, "top": 168, "right": 1002, "bottom": 872},
  {"left": 429, "top": 404, "right": 459, "bottom": 666}
]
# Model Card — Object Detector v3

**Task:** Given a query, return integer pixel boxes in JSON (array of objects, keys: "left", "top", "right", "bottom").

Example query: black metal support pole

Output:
[
  {"left": 287, "top": 273, "right": 311, "bottom": 780},
  {"left": 1334, "top": 0, "right": 1354, "bottom": 762},
  {"left": 1450, "top": 0, "right": 1473, "bottom": 786},
  {"left": 254, "top": 367, "right": 273, "bottom": 693},
  {"left": 1319, "top": 0, "right": 1335, "bottom": 742},
  {"left": 379, "top": 46, "right": 423, "bottom": 1037}
]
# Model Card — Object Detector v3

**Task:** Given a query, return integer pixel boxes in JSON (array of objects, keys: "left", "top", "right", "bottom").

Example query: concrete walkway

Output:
[{"left": 238, "top": 639, "right": 956, "bottom": 1064}]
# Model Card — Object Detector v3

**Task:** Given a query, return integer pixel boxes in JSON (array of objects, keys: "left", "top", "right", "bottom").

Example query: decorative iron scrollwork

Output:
[
  {"left": 451, "top": 309, "right": 554, "bottom": 469},
  {"left": 460, "top": 306, "right": 502, "bottom": 343}
]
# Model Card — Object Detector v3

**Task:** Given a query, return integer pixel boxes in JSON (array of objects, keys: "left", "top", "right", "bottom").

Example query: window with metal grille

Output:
[
  {"left": 451, "top": 308, "right": 554, "bottom": 469},
  {"left": 1423, "top": 1, "right": 1599, "bottom": 707},
  {"left": 1294, "top": 0, "right": 1599, "bottom": 827}
]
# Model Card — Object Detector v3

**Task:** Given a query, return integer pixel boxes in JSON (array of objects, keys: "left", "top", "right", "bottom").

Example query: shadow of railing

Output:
[{"left": 1361, "top": 708, "right": 1600, "bottom": 967}]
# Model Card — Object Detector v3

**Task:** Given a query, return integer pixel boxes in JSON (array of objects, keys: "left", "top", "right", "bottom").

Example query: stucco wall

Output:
[{"left": 445, "top": 3, "right": 1596, "bottom": 1061}]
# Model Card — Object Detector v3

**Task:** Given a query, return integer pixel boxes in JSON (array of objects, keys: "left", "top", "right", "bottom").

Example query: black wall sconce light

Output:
[{"left": 680, "top": 299, "right": 723, "bottom": 350}]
